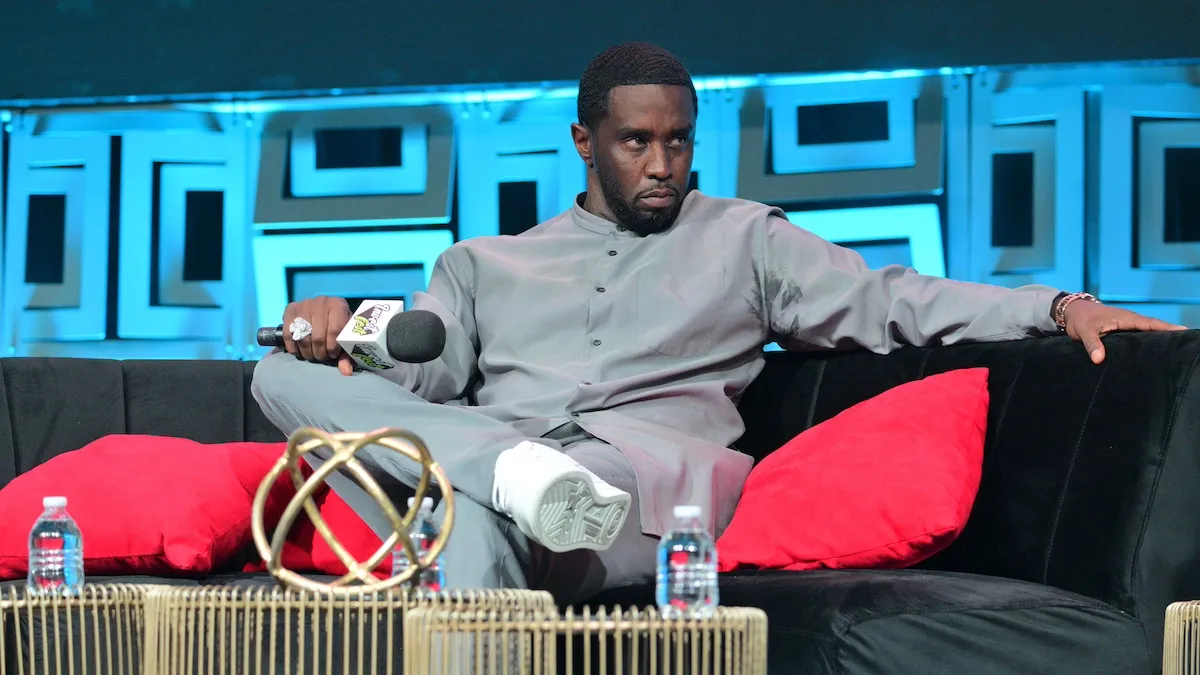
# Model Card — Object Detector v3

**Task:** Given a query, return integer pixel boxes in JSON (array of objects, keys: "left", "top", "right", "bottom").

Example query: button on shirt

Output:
[{"left": 386, "top": 191, "right": 1061, "bottom": 536}]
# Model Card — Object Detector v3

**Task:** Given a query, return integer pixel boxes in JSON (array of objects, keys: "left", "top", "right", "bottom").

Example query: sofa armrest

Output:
[{"left": 738, "top": 330, "right": 1200, "bottom": 665}]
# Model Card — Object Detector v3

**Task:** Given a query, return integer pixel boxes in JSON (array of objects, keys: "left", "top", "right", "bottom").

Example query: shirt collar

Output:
[
  {"left": 569, "top": 191, "right": 700, "bottom": 238},
  {"left": 570, "top": 193, "right": 638, "bottom": 238}
]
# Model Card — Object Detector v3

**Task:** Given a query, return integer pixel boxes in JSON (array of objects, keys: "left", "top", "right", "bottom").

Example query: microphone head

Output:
[{"left": 385, "top": 310, "right": 446, "bottom": 363}]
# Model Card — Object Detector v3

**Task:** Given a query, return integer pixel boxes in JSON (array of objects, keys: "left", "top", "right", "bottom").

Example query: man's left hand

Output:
[{"left": 1064, "top": 300, "right": 1188, "bottom": 364}]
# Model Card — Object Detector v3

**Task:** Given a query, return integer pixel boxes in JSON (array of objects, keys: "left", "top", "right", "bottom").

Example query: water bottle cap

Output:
[
  {"left": 673, "top": 504, "right": 701, "bottom": 519},
  {"left": 43, "top": 496, "right": 67, "bottom": 509},
  {"left": 406, "top": 497, "right": 434, "bottom": 509}
]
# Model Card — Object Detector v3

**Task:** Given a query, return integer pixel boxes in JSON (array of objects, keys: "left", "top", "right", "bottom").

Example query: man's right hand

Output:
[{"left": 282, "top": 295, "right": 355, "bottom": 376}]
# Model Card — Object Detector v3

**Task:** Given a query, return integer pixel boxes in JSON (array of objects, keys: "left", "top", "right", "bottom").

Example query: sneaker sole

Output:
[{"left": 532, "top": 472, "right": 630, "bottom": 553}]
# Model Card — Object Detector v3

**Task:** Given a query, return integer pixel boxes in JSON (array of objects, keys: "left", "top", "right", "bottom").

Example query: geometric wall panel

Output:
[
  {"left": 254, "top": 106, "right": 455, "bottom": 230},
  {"left": 456, "top": 98, "right": 584, "bottom": 241},
  {"left": 1098, "top": 83, "right": 1200, "bottom": 302},
  {"left": 967, "top": 76, "right": 1085, "bottom": 292},
  {"left": 289, "top": 267, "right": 428, "bottom": 309},
  {"left": 766, "top": 78, "right": 918, "bottom": 175},
  {"left": 736, "top": 75, "right": 944, "bottom": 203},
  {"left": 251, "top": 229, "right": 454, "bottom": 334},
  {"left": 1136, "top": 121, "right": 1200, "bottom": 269},
  {"left": 943, "top": 73, "right": 972, "bottom": 281},
  {"left": 691, "top": 88, "right": 742, "bottom": 198},
  {"left": 119, "top": 126, "right": 249, "bottom": 342},
  {"left": 784, "top": 203, "right": 947, "bottom": 277},
  {"left": 3, "top": 62, "right": 1197, "bottom": 362},
  {"left": 2, "top": 128, "right": 110, "bottom": 349},
  {"left": 290, "top": 121, "right": 427, "bottom": 198}
]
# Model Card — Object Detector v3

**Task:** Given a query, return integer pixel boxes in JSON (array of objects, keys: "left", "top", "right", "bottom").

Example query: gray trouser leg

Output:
[
  {"left": 430, "top": 495, "right": 534, "bottom": 591},
  {"left": 251, "top": 351, "right": 558, "bottom": 507},
  {"left": 532, "top": 440, "right": 661, "bottom": 605},
  {"left": 250, "top": 352, "right": 658, "bottom": 597},
  {"left": 251, "top": 351, "right": 545, "bottom": 589}
]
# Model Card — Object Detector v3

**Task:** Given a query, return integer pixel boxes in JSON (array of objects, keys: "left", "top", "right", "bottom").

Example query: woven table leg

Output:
[
  {"left": 1165, "top": 601, "right": 1200, "bottom": 675},
  {"left": 0, "top": 584, "right": 154, "bottom": 675},
  {"left": 404, "top": 605, "right": 769, "bottom": 675},
  {"left": 142, "top": 585, "right": 555, "bottom": 675}
]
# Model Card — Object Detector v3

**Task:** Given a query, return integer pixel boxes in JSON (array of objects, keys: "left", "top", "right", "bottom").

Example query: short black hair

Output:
[{"left": 577, "top": 42, "right": 698, "bottom": 130}]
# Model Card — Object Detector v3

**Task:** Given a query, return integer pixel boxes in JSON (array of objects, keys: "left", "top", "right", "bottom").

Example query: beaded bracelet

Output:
[{"left": 1054, "top": 291, "right": 1100, "bottom": 329}]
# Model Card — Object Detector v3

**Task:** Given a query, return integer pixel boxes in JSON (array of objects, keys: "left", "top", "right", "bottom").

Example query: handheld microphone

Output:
[{"left": 255, "top": 301, "right": 446, "bottom": 370}]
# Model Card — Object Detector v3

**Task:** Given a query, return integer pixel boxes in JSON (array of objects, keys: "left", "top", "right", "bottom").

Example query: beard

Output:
[{"left": 596, "top": 161, "right": 683, "bottom": 237}]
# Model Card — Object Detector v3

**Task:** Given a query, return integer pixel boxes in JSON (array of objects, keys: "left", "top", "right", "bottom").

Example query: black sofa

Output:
[{"left": 1, "top": 329, "right": 1197, "bottom": 674}]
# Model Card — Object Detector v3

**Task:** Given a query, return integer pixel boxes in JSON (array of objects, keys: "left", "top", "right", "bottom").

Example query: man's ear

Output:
[{"left": 570, "top": 122, "right": 594, "bottom": 168}]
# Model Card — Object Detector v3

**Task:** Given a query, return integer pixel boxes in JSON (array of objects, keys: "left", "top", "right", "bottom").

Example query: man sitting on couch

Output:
[{"left": 251, "top": 41, "right": 1185, "bottom": 603}]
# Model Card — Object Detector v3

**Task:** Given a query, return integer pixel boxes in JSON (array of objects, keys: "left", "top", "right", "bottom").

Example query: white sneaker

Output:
[{"left": 492, "top": 441, "right": 631, "bottom": 553}]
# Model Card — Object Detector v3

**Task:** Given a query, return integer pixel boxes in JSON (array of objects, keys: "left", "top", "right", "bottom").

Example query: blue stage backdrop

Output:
[{"left": 1, "top": 61, "right": 1199, "bottom": 359}]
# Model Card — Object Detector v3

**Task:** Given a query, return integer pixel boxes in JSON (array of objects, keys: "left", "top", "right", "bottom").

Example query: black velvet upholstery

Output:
[
  {"left": 0, "top": 330, "right": 1196, "bottom": 674},
  {"left": 595, "top": 569, "right": 1150, "bottom": 674},
  {"left": 0, "top": 359, "right": 284, "bottom": 485}
]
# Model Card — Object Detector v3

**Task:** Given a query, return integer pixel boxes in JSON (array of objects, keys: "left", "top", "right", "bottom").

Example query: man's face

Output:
[{"left": 580, "top": 84, "right": 695, "bottom": 236}]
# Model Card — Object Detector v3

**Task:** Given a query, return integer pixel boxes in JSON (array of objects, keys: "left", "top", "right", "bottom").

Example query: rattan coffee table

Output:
[
  {"left": 143, "top": 585, "right": 556, "bottom": 675},
  {"left": 141, "top": 426, "right": 557, "bottom": 675},
  {"left": 404, "top": 604, "right": 769, "bottom": 675},
  {"left": 1165, "top": 600, "right": 1200, "bottom": 674},
  {"left": 0, "top": 583, "right": 151, "bottom": 675}
]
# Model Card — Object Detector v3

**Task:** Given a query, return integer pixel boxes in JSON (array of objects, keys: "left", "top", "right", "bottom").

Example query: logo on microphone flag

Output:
[
  {"left": 351, "top": 302, "right": 392, "bottom": 336},
  {"left": 336, "top": 299, "right": 404, "bottom": 373},
  {"left": 351, "top": 344, "right": 394, "bottom": 370}
]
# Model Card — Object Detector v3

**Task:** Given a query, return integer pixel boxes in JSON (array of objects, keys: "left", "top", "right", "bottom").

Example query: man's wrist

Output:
[
  {"left": 1052, "top": 291, "right": 1100, "bottom": 330},
  {"left": 1050, "top": 292, "right": 1068, "bottom": 323}
]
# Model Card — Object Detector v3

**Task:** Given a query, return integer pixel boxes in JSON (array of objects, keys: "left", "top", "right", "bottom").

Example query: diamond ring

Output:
[{"left": 290, "top": 317, "right": 313, "bottom": 342}]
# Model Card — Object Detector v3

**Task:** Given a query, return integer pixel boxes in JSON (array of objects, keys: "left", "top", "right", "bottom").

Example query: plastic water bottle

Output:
[
  {"left": 27, "top": 496, "right": 84, "bottom": 597},
  {"left": 656, "top": 504, "right": 718, "bottom": 619},
  {"left": 392, "top": 497, "right": 445, "bottom": 594}
]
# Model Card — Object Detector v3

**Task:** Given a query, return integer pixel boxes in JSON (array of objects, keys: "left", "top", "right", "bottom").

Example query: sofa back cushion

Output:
[
  {"left": 736, "top": 330, "right": 1200, "bottom": 665},
  {"left": 0, "top": 358, "right": 283, "bottom": 486}
]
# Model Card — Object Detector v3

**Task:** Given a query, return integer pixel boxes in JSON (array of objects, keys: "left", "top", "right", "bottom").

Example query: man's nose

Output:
[{"left": 645, "top": 144, "right": 671, "bottom": 179}]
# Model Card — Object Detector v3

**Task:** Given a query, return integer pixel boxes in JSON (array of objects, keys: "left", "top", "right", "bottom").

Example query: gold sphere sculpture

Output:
[{"left": 250, "top": 426, "right": 454, "bottom": 597}]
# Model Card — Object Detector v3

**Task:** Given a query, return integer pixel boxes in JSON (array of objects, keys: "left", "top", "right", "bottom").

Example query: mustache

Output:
[{"left": 636, "top": 185, "right": 679, "bottom": 199}]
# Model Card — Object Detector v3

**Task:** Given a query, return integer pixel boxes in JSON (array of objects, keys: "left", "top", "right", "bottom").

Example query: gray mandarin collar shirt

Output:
[{"left": 389, "top": 190, "right": 1061, "bottom": 537}]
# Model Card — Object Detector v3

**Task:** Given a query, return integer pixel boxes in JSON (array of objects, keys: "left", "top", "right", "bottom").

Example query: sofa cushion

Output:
[
  {"left": 589, "top": 569, "right": 1151, "bottom": 674},
  {"left": 0, "top": 435, "right": 294, "bottom": 579},
  {"left": 735, "top": 330, "right": 1200, "bottom": 671},
  {"left": 0, "top": 359, "right": 286, "bottom": 491},
  {"left": 717, "top": 368, "right": 988, "bottom": 572}
]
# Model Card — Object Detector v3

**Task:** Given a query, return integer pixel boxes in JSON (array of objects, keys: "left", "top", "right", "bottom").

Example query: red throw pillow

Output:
[
  {"left": 0, "top": 435, "right": 292, "bottom": 579},
  {"left": 716, "top": 368, "right": 989, "bottom": 572}
]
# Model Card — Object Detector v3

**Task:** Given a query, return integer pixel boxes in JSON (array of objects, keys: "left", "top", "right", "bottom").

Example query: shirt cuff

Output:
[{"left": 1032, "top": 288, "right": 1066, "bottom": 334}]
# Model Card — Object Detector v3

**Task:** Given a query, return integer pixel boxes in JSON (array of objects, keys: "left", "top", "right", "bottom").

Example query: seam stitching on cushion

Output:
[
  {"left": 0, "top": 363, "right": 16, "bottom": 479},
  {"left": 1042, "top": 362, "right": 1108, "bottom": 584},
  {"left": 827, "top": 599, "right": 1128, "bottom": 637},
  {"left": 988, "top": 353, "right": 1029, "bottom": 495},
  {"left": 805, "top": 360, "right": 825, "bottom": 429},
  {"left": 916, "top": 348, "right": 932, "bottom": 379},
  {"left": 832, "top": 603, "right": 1148, "bottom": 673},
  {"left": 121, "top": 362, "right": 129, "bottom": 434},
  {"left": 1128, "top": 340, "right": 1200, "bottom": 644}
]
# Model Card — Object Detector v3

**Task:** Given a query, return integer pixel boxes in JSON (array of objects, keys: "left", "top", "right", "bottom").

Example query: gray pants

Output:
[{"left": 250, "top": 351, "right": 659, "bottom": 605}]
